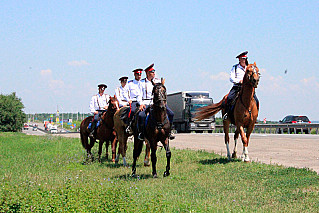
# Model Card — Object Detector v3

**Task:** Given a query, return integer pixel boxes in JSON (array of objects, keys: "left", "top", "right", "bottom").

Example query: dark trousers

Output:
[
  {"left": 226, "top": 84, "right": 259, "bottom": 111},
  {"left": 138, "top": 104, "right": 174, "bottom": 132}
]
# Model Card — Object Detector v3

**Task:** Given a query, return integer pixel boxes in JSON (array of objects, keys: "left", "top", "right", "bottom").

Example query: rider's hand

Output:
[
  {"left": 128, "top": 100, "right": 132, "bottom": 104},
  {"left": 239, "top": 80, "right": 243, "bottom": 84},
  {"left": 94, "top": 111, "right": 99, "bottom": 115},
  {"left": 139, "top": 104, "right": 146, "bottom": 111},
  {"left": 103, "top": 106, "right": 108, "bottom": 109}
]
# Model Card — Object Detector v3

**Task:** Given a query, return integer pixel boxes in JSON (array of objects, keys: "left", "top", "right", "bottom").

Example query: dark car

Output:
[{"left": 278, "top": 115, "right": 311, "bottom": 134}]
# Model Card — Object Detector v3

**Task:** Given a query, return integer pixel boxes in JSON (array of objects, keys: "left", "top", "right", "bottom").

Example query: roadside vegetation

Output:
[
  {"left": 0, "top": 92, "right": 26, "bottom": 132},
  {"left": 1, "top": 133, "right": 318, "bottom": 212}
]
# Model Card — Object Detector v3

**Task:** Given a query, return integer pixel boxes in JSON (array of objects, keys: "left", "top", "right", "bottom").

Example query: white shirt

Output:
[
  {"left": 140, "top": 77, "right": 161, "bottom": 105},
  {"left": 115, "top": 85, "right": 130, "bottom": 106},
  {"left": 230, "top": 64, "right": 246, "bottom": 84},
  {"left": 127, "top": 79, "right": 142, "bottom": 103},
  {"left": 89, "top": 93, "right": 110, "bottom": 113}
]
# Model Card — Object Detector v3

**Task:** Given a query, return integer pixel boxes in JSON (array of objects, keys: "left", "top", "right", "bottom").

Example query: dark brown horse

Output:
[
  {"left": 132, "top": 79, "right": 171, "bottom": 178},
  {"left": 113, "top": 106, "right": 150, "bottom": 166},
  {"left": 196, "top": 62, "right": 260, "bottom": 162},
  {"left": 80, "top": 95, "right": 119, "bottom": 162}
]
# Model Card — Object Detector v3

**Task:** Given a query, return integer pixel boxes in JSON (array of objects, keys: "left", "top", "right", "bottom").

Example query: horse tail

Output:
[
  {"left": 195, "top": 96, "right": 226, "bottom": 121},
  {"left": 80, "top": 119, "right": 89, "bottom": 150}
]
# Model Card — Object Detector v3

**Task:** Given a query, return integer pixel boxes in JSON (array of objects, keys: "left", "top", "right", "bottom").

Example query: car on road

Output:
[
  {"left": 278, "top": 115, "right": 311, "bottom": 134},
  {"left": 50, "top": 126, "right": 58, "bottom": 134},
  {"left": 32, "top": 125, "right": 38, "bottom": 131},
  {"left": 23, "top": 123, "right": 29, "bottom": 130}
]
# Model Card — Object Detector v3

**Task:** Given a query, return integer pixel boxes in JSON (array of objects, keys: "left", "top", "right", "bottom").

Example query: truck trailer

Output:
[{"left": 167, "top": 91, "right": 215, "bottom": 133}]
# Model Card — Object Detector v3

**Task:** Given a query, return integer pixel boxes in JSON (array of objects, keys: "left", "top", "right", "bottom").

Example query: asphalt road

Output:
[{"left": 23, "top": 128, "right": 319, "bottom": 174}]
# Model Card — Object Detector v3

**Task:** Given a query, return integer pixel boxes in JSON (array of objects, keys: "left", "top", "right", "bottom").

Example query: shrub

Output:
[{"left": 0, "top": 92, "right": 26, "bottom": 132}]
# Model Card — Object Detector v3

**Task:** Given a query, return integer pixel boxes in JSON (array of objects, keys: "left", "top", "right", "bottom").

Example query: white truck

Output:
[{"left": 167, "top": 91, "right": 215, "bottom": 133}]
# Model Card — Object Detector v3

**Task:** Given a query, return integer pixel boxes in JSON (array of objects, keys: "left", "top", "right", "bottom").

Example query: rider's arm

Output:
[
  {"left": 229, "top": 66, "right": 239, "bottom": 84},
  {"left": 89, "top": 96, "right": 98, "bottom": 114}
]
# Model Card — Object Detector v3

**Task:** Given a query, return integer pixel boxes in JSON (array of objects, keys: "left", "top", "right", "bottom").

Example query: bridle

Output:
[
  {"left": 246, "top": 65, "right": 260, "bottom": 88},
  {"left": 152, "top": 84, "right": 167, "bottom": 109}
]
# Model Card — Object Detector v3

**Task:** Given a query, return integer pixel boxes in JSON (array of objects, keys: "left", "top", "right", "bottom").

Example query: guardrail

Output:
[{"left": 214, "top": 123, "right": 319, "bottom": 134}]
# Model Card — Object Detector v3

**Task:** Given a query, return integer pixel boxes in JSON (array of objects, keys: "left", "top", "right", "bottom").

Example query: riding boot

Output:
[
  {"left": 223, "top": 103, "right": 230, "bottom": 121},
  {"left": 138, "top": 125, "right": 145, "bottom": 140},
  {"left": 89, "top": 121, "right": 96, "bottom": 138},
  {"left": 169, "top": 123, "right": 175, "bottom": 140}
]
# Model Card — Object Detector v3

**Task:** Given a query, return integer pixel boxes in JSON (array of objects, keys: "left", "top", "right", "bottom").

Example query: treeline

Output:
[
  {"left": 27, "top": 112, "right": 91, "bottom": 122},
  {"left": 0, "top": 92, "right": 26, "bottom": 132}
]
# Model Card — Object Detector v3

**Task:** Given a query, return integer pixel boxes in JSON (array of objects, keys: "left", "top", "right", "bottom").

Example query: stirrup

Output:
[
  {"left": 125, "top": 125, "right": 132, "bottom": 134},
  {"left": 169, "top": 132, "right": 175, "bottom": 140},
  {"left": 138, "top": 133, "right": 144, "bottom": 141},
  {"left": 223, "top": 113, "right": 228, "bottom": 121},
  {"left": 89, "top": 130, "right": 95, "bottom": 138}
]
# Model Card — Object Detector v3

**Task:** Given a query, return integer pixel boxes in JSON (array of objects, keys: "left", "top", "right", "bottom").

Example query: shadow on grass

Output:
[
  {"left": 199, "top": 157, "right": 241, "bottom": 165},
  {"left": 114, "top": 173, "right": 154, "bottom": 180}
]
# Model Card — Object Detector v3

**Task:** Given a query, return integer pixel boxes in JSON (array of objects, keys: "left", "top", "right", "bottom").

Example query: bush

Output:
[{"left": 0, "top": 92, "right": 26, "bottom": 132}]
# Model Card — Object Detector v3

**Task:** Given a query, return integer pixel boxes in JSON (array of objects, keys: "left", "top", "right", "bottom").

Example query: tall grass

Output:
[{"left": 0, "top": 133, "right": 318, "bottom": 212}]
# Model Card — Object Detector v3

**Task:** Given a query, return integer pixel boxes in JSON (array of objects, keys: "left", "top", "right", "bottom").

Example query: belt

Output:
[
  {"left": 143, "top": 98, "right": 152, "bottom": 100},
  {"left": 121, "top": 100, "right": 128, "bottom": 102}
]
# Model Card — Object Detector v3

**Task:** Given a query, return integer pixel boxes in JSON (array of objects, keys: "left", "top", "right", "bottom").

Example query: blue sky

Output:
[{"left": 1, "top": 1, "right": 318, "bottom": 121}]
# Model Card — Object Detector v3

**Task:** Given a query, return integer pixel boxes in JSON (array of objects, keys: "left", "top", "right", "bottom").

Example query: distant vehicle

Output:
[
  {"left": 23, "top": 123, "right": 29, "bottom": 130},
  {"left": 32, "top": 125, "right": 37, "bottom": 131},
  {"left": 167, "top": 91, "right": 215, "bottom": 133},
  {"left": 278, "top": 115, "right": 311, "bottom": 134},
  {"left": 50, "top": 126, "right": 58, "bottom": 134}
]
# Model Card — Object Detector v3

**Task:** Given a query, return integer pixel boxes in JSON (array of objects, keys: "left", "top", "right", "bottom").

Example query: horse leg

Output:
[
  {"left": 144, "top": 140, "right": 151, "bottom": 166},
  {"left": 132, "top": 136, "right": 143, "bottom": 176},
  {"left": 232, "top": 129, "right": 240, "bottom": 158},
  {"left": 121, "top": 135, "right": 129, "bottom": 166},
  {"left": 163, "top": 138, "right": 171, "bottom": 177},
  {"left": 223, "top": 121, "right": 231, "bottom": 160},
  {"left": 105, "top": 140, "right": 109, "bottom": 160},
  {"left": 150, "top": 140, "right": 158, "bottom": 178},
  {"left": 238, "top": 126, "right": 250, "bottom": 162},
  {"left": 98, "top": 140, "right": 104, "bottom": 163},
  {"left": 112, "top": 138, "right": 118, "bottom": 163},
  {"left": 88, "top": 137, "right": 96, "bottom": 160}
]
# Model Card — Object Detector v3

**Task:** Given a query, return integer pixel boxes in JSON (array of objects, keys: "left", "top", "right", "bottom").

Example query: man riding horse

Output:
[
  {"left": 115, "top": 76, "right": 131, "bottom": 108},
  {"left": 88, "top": 83, "right": 110, "bottom": 138},
  {"left": 137, "top": 63, "right": 175, "bottom": 140},
  {"left": 223, "top": 51, "right": 259, "bottom": 121}
]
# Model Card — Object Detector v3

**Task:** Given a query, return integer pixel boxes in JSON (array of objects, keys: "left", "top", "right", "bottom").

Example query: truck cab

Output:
[{"left": 167, "top": 91, "right": 215, "bottom": 133}]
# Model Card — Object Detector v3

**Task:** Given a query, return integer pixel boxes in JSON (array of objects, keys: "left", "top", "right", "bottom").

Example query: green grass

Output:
[{"left": 0, "top": 133, "right": 318, "bottom": 212}]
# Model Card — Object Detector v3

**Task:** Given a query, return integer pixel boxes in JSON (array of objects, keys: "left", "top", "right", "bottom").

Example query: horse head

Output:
[
  {"left": 152, "top": 78, "right": 167, "bottom": 109},
  {"left": 109, "top": 95, "right": 120, "bottom": 112},
  {"left": 244, "top": 62, "right": 260, "bottom": 88}
]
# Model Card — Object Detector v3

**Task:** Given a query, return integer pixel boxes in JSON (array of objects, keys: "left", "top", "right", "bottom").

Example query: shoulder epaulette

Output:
[{"left": 128, "top": 80, "right": 133, "bottom": 83}]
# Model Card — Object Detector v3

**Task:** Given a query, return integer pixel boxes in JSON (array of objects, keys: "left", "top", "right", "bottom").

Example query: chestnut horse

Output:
[
  {"left": 80, "top": 96, "right": 119, "bottom": 162},
  {"left": 196, "top": 62, "right": 260, "bottom": 162},
  {"left": 132, "top": 79, "right": 171, "bottom": 178},
  {"left": 113, "top": 106, "right": 151, "bottom": 166}
]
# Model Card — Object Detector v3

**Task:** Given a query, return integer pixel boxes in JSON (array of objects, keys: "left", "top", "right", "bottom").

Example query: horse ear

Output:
[
  {"left": 151, "top": 79, "right": 155, "bottom": 86},
  {"left": 161, "top": 78, "right": 165, "bottom": 85},
  {"left": 254, "top": 62, "right": 256, "bottom": 66}
]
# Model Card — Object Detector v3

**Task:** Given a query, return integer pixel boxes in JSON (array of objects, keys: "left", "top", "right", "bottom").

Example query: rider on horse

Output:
[
  {"left": 115, "top": 76, "right": 131, "bottom": 108},
  {"left": 223, "top": 51, "right": 259, "bottom": 120},
  {"left": 88, "top": 83, "right": 110, "bottom": 137},
  {"left": 137, "top": 63, "right": 175, "bottom": 140}
]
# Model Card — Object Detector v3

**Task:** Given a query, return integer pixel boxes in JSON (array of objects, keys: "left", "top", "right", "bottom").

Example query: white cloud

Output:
[
  {"left": 68, "top": 60, "right": 90, "bottom": 66},
  {"left": 210, "top": 72, "right": 229, "bottom": 81},
  {"left": 40, "top": 69, "right": 52, "bottom": 77}
]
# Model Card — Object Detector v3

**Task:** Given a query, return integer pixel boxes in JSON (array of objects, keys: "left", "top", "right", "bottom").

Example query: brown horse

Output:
[
  {"left": 196, "top": 62, "right": 260, "bottom": 162},
  {"left": 113, "top": 106, "right": 151, "bottom": 166},
  {"left": 80, "top": 95, "right": 119, "bottom": 162},
  {"left": 132, "top": 79, "right": 171, "bottom": 178}
]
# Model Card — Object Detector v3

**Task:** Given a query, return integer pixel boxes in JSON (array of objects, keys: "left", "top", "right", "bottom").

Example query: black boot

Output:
[
  {"left": 89, "top": 121, "right": 96, "bottom": 138},
  {"left": 138, "top": 125, "right": 144, "bottom": 140}
]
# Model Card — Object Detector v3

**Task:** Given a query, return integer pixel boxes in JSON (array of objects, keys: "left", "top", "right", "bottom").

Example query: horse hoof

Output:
[
  {"left": 163, "top": 171, "right": 170, "bottom": 177},
  {"left": 153, "top": 174, "right": 158, "bottom": 178},
  {"left": 144, "top": 160, "right": 150, "bottom": 167},
  {"left": 232, "top": 153, "right": 237, "bottom": 159}
]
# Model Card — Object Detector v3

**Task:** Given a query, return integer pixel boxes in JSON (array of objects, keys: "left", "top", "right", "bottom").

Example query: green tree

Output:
[{"left": 0, "top": 92, "right": 26, "bottom": 132}]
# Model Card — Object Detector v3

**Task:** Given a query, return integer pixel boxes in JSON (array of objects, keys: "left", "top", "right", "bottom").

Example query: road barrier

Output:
[{"left": 214, "top": 123, "right": 319, "bottom": 134}]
